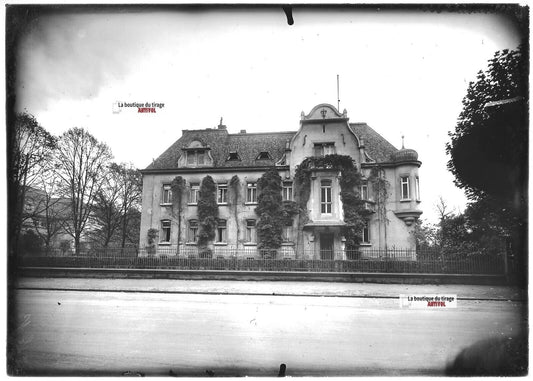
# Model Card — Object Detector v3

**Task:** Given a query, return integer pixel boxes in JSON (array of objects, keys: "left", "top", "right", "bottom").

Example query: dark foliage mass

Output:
[
  {"left": 256, "top": 169, "right": 283, "bottom": 255},
  {"left": 447, "top": 45, "right": 527, "bottom": 202},
  {"left": 445, "top": 45, "right": 527, "bottom": 284},
  {"left": 197, "top": 175, "right": 218, "bottom": 257},
  {"left": 444, "top": 45, "right": 528, "bottom": 287}
]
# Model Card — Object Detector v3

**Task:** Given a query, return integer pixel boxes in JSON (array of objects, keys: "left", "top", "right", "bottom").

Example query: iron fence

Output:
[{"left": 18, "top": 247, "right": 507, "bottom": 275}]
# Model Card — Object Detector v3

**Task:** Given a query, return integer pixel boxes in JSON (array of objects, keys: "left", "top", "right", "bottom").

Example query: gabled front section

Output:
[{"left": 139, "top": 104, "right": 422, "bottom": 259}]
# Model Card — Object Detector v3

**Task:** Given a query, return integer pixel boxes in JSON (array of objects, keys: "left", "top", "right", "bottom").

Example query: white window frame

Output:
[
  {"left": 320, "top": 180, "right": 332, "bottom": 214},
  {"left": 186, "top": 150, "right": 206, "bottom": 166},
  {"left": 282, "top": 221, "right": 292, "bottom": 243},
  {"left": 246, "top": 182, "right": 257, "bottom": 203},
  {"left": 189, "top": 183, "right": 199, "bottom": 204},
  {"left": 216, "top": 219, "right": 227, "bottom": 243},
  {"left": 362, "top": 220, "right": 370, "bottom": 244},
  {"left": 217, "top": 183, "right": 228, "bottom": 204},
  {"left": 400, "top": 176, "right": 410, "bottom": 200},
  {"left": 188, "top": 219, "right": 198, "bottom": 243},
  {"left": 282, "top": 181, "right": 293, "bottom": 201},
  {"left": 360, "top": 184, "right": 368, "bottom": 201},
  {"left": 162, "top": 184, "right": 172, "bottom": 204},
  {"left": 415, "top": 176, "right": 420, "bottom": 201},
  {"left": 314, "top": 142, "right": 336, "bottom": 157},
  {"left": 245, "top": 219, "right": 256, "bottom": 243},
  {"left": 161, "top": 220, "right": 171, "bottom": 243}
]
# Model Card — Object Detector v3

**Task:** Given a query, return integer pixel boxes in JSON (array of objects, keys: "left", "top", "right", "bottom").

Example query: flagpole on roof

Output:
[{"left": 337, "top": 74, "right": 340, "bottom": 112}]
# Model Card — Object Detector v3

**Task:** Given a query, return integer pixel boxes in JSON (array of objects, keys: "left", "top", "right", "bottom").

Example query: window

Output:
[
  {"left": 362, "top": 220, "right": 370, "bottom": 243},
  {"left": 282, "top": 220, "right": 292, "bottom": 242},
  {"left": 245, "top": 219, "right": 256, "bottom": 243},
  {"left": 415, "top": 176, "right": 420, "bottom": 201},
  {"left": 186, "top": 150, "right": 206, "bottom": 166},
  {"left": 320, "top": 179, "right": 332, "bottom": 214},
  {"left": 360, "top": 184, "right": 368, "bottom": 200},
  {"left": 314, "top": 142, "right": 335, "bottom": 157},
  {"left": 227, "top": 151, "right": 240, "bottom": 161},
  {"left": 217, "top": 183, "right": 228, "bottom": 204},
  {"left": 256, "top": 151, "right": 271, "bottom": 160},
  {"left": 282, "top": 181, "right": 293, "bottom": 201},
  {"left": 162, "top": 184, "right": 172, "bottom": 204},
  {"left": 161, "top": 220, "right": 171, "bottom": 243},
  {"left": 401, "top": 176, "right": 410, "bottom": 200},
  {"left": 188, "top": 220, "right": 198, "bottom": 243},
  {"left": 216, "top": 220, "right": 227, "bottom": 243},
  {"left": 189, "top": 183, "right": 199, "bottom": 204},
  {"left": 246, "top": 182, "right": 257, "bottom": 203}
]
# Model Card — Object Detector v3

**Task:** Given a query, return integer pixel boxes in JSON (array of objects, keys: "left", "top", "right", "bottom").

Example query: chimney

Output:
[
  {"left": 217, "top": 117, "right": 227, "bottom": 130},
  {"left": 240, "top": 129, "right": 246, "bottom": 134}
]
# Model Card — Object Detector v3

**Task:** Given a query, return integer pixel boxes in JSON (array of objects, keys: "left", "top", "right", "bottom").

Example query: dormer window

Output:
[
  {"left": 227, "top": 151, "right": 241, "bottom": 161},
  {"left": 187, "top": 149, "right": 205, "bottom": 165},
  {"left": 256, "top": 151, "right": 272, "bottom": 160}
]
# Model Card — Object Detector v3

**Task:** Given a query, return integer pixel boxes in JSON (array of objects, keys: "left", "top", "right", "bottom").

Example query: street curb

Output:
[{"left": 15, "top": 286, "right": 525, "bottom": 302}]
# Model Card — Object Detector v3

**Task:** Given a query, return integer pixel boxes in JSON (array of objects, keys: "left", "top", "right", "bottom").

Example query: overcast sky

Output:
[{"left": 14, "top": 6, "right": 523, "bottom": 223}]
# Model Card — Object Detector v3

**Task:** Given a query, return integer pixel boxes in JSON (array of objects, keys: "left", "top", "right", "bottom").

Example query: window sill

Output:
[
  {"left": 158, "top": 242, "right": 171, "bottom": 246},
  {"left": 281, "top": 242, "right": 295, "bottom": 246},
  {"left": 243, "top": 243, "right": 257, "bottom": 246},
  {"left": 217, "top": 203, "right": 228, "bottom": 206},
  {"left": 214, "top": 242, "right": 227, "bottom": 246},
  {"left": 187, "top": 203, "right": 198, "bottom": 206},
  {"left": 360, "top": 243, "right": 372, "bottom": 246},
  {"left": 185, "top": 242, "right": 197, "bottom": 246},
  {"left": 160, "top": 203, "right": 172, "bottom": 207},
  {"left": 244, "top": 202, "right": 258, "bottom": 206},
  {"left": 400, "top": 199, "right": 412, "bottom": 202},
  {"left": 416, "top": 199, "right": 421, "bottom": 203}
]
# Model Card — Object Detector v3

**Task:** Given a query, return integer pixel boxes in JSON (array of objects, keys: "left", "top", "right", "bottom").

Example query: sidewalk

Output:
[{"left": 15, "top": 277, "right": 526, "bottom": 301}]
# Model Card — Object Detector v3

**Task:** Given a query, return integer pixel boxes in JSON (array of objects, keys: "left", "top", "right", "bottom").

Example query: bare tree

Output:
[
  {"left": 54, "top": 128, "right": 112, "bottom": 254},
  {"left": 8, "top": 112, "right": 56, "bottom": 256},
  {"left": 116, "top": 163, "right": 142, "bottom": 248},
  {"left": 435, "top": 196, "right": 455, "bottom": 222},
  {"left": 90, "top": 164, "right": 123, "bottom": 248},
  {"left": 27, "top": 170, "right": 70, "bottom": 251}
]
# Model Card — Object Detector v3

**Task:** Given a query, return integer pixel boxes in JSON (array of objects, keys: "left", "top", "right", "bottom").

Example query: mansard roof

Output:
[
  {"left": 145, "top": 120, "right": 400, "bottom": 171},
  {"left": 145, "top": 129, "right": 295, "bottom": 170}
]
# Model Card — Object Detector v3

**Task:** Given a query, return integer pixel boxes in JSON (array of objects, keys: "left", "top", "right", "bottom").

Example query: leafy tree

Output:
[
  {"left": 446, "top": 45, "right": 527, "bottom": 283},
  {"left": 197, "top": 175, "right": 218, "bottom": 257},
  {"left": 8, "top": 112, "right": 56, "bottom": 256},
  {"left": 54, "top": 128, "right": 113, "bottom": 254},
  {"left": 19, "top": 230, "right": 44, "bottom": 255},
  {"left": 256, "top": 169, "right": 283, "bottom": 257}
]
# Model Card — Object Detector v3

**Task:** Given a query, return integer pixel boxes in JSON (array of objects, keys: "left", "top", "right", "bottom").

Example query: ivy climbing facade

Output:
[{"left": 139, "top": 103, "right": 422, "bottom": 259}]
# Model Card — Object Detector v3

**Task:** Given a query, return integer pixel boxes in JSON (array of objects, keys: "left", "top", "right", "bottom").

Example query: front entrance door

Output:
[{"left": 320, "top": 233, "right": 334, "bottom": 260}]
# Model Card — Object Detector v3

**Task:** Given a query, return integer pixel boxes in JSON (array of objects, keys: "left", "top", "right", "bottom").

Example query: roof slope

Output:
[
  {"left": 145, "top": 122, "right": 400, "bottom": 171},
  {"left": 146, "top": 129, "right": 296, "bottom": 170},
  {"left": 349, "top": 123, "right": 398, "bottom": 162}
]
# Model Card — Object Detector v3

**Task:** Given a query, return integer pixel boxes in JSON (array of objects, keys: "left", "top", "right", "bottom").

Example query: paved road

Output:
[{"left": 11, "top": 287, "right": 526, "bottom": 376}]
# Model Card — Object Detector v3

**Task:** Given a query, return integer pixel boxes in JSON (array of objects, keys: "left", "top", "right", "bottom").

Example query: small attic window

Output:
[
  {"left": 227, "top": 151, "right": 241, "bottom": 161},
  {"left": 256, "top": 151, "right": 272, "bottom": 160}
]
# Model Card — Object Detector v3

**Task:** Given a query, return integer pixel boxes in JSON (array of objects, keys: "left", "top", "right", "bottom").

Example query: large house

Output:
[{"left": 139, "top": 104, "right": 422, "bottom": 259}]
